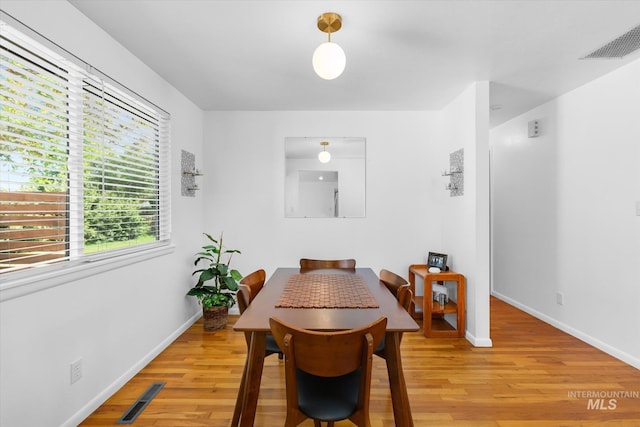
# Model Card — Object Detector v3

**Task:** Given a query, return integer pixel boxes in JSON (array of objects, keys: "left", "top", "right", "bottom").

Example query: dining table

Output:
[{"left": 231, "top": 267, "right": 419, "bottom": 427}]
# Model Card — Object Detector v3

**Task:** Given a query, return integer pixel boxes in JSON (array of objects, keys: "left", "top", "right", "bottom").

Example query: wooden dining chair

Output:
[
  {"left": 232, "top": 269, "right": 282, "bottom": 426},
  {"left": 238, "top": 268, "right": 267, "bottom": 305},
  {"left": 379, "top": 269, "right": 412, "bottom": 311},
  {"left": 375, "top": 269, "right": 413, "bottom": 358},
  {"left": 237, "top": 269, "right": 281, "bottom": 356},
  {"left": 299, "top": 258, "right": 356, "bottom": 270},
  {"left": 397, "top": 285, "right": 413, "bottom": 312},
  {"left": 269, "top": 316, "right": 387, "bottom": 427}
]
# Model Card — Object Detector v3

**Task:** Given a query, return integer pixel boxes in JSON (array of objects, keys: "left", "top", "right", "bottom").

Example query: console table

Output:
[{"left": 408, "top": 264, "right": 466, "bottom": 338}]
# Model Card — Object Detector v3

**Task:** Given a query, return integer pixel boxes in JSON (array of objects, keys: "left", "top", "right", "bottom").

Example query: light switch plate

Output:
[{"left": 636, "top": 201, "right": 640, "bottom": 216}]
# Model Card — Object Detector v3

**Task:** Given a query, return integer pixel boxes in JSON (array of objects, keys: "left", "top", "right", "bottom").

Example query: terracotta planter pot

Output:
[{"left": 203, "top": 306, "right": 228, "bottom": 331}]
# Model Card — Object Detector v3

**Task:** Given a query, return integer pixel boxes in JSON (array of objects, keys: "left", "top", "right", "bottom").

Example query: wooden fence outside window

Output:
[{"left": 0, "top": 191, "right": 67, "bottom": 271}]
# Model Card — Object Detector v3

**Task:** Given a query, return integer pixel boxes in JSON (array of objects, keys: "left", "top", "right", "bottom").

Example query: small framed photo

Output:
[{"left": 427, "top": 252, "right": 448, "bottom": 270}]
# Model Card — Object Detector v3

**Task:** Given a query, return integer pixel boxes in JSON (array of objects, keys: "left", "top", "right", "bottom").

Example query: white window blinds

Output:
[{"left": 0, "top": 18, "right": 170, "bottom": 275}]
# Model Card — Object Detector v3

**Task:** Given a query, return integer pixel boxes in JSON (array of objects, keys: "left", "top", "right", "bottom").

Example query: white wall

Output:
[
  {"left": 0, "top": 2, "right": 205, "bottom": 426},
  {"left": 491, "top": 58, "right": 640, "bottom": 368},
  {"left": 202, "top": 111, "right": 446, "bottom": 298},
  {"left": 438, "top": 82, "right": 492, "bottom": 346}
]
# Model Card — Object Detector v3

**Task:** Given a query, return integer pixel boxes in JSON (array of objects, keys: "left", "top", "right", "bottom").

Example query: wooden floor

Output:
[{"left": 80, "top": 297, "right": 640, "bottom": 426}]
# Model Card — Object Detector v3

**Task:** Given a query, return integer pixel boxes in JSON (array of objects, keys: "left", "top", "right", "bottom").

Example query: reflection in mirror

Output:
[{"left": 285, "top": 137, "right": 365, "bottom": 218}]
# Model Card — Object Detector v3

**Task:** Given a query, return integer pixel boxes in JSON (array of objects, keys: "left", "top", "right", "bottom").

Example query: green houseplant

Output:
[{"left": 187, "top": 232, "right": 242, "bottom": 331}]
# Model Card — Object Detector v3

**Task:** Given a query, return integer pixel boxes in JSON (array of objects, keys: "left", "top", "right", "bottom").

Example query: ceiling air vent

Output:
[{"left": 580, "top": 24, "right": 640, "bottom": 59}]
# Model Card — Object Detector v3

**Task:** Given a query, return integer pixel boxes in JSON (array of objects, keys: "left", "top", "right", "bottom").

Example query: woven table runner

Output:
[{"left": 275, "top": 274, "right": 379, "bottom": 309}]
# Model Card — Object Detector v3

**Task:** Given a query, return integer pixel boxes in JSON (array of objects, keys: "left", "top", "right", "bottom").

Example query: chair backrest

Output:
[
  {"left": 237, "top": 269, "right": 266, "bottom": 314},
  {"left": 236, "top": 287, "right": 251, "bottom": 314},
  {"left": 299, "top": 258, "right": 356, "bottom": 270},
  {"left": 397, "top": 286, "right": 413, "bottom": 312},
  {"left": 270, "top": 316, "right": 386, "bottom": 377},
  {"left": 380, "top": 269, "right": 411, "bottom": 311},
  {"left": 379, "top": 268, "right": 408, "bottom": 295}
]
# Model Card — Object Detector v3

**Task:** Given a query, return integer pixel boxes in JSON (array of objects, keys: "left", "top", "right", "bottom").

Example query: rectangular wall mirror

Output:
[{"left": 285, "top": 137, "right": 366, "bottom": 218}]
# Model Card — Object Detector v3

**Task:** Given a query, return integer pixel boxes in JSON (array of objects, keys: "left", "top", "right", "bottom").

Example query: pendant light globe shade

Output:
[
  {"left": 318, "top": 150, "right": 331, "bottom": 163},
  {"left": 312, "top": 42, "right": 346, "bottom": 80}
]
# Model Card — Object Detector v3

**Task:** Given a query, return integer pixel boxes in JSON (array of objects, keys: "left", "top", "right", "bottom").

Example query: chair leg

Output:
[{"left": 313, "top": 420, "right": 322, "bottom": 427}]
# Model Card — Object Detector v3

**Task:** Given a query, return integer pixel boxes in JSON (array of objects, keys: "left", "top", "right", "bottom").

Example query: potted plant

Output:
[{"left": 187, "top": 232, "right": 242, "bottom": 331}]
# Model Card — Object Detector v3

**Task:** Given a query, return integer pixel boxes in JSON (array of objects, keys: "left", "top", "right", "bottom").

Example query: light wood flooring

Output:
[{"left": 80, "top": 297, "right": 640, "bottom": 426}]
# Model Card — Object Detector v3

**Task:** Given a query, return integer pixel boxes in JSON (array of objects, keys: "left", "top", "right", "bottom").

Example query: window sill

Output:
[{"left": 0, "top": 244, "right": 175, "bottom": 302}]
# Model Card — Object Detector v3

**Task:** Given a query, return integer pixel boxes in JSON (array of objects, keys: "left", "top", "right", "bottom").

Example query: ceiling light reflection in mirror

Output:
[{"left": 285, "top": 137, "right": 365, "bottom": 218}]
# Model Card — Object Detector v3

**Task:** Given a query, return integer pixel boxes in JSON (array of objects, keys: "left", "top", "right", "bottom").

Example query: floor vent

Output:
[
  {"left": 580, "top": 24, "right": 640, "bottom": 59},
  {"left": 116, "top": 382, "right": 165, "bottom": 424}
]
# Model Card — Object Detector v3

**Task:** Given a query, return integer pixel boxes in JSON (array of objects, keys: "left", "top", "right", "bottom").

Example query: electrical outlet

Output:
[
  {"left": 556, "top": 292, "right": 564, "bottom": 306},
  {"left": 70, "top": 358, "right": 82, "bottom": 384}
]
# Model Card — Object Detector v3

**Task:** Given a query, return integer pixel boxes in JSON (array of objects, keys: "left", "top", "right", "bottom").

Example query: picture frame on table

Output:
[{"left": 427, "top": 252, "right": 448, "bottom": 270}]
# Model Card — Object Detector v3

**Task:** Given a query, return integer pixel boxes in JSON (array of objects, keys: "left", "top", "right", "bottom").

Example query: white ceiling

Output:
[{"left": 68, "top": 0, "right": 640, "bottom": 127}]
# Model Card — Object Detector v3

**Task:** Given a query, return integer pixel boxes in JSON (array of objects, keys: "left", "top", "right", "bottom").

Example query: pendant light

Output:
[
  {"left": 318, "top": 141, "right": 331, "bottom": 163},
  {"left": 312, "top": 13, "right": 346, "bottom": 80}
]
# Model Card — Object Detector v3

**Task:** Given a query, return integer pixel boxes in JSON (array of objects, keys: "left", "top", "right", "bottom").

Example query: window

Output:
[{"left": 0, "top": 19, "right": 170, "bottom": 277}]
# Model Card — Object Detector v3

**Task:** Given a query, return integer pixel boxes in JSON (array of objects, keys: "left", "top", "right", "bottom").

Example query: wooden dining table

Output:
[{"left": 231, "top": 267, "right": 419, "bottom": 427}]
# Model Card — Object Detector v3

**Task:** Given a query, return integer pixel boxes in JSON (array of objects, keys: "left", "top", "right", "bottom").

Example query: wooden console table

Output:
[{"left": 408, "top": 264, "right": 466, "bottom": 338}]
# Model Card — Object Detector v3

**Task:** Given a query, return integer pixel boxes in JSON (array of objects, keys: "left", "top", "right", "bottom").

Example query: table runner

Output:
[{"left": 275, "top": 274, "right": 379, "bottom": 308}]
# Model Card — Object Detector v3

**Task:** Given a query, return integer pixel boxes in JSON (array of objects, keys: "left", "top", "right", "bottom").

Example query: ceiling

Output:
[{"left": 68, "top": 0, "right": 640, "bottom": 127}]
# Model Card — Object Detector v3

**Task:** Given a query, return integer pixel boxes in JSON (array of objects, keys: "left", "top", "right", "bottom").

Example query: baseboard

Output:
[
  {"left": 62, "top": 310, "right": 202, "bottom": 427},
  {"left": 465, "top": 330, "right": 493, "bottom": 347},
  {"left": 491, "top": 291, "right": 640, "bottom": 370}
]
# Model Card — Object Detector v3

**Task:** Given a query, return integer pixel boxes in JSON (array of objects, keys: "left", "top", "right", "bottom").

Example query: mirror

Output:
[{"left": 285, "top": 137, "right": 366, "bottom": 218}]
